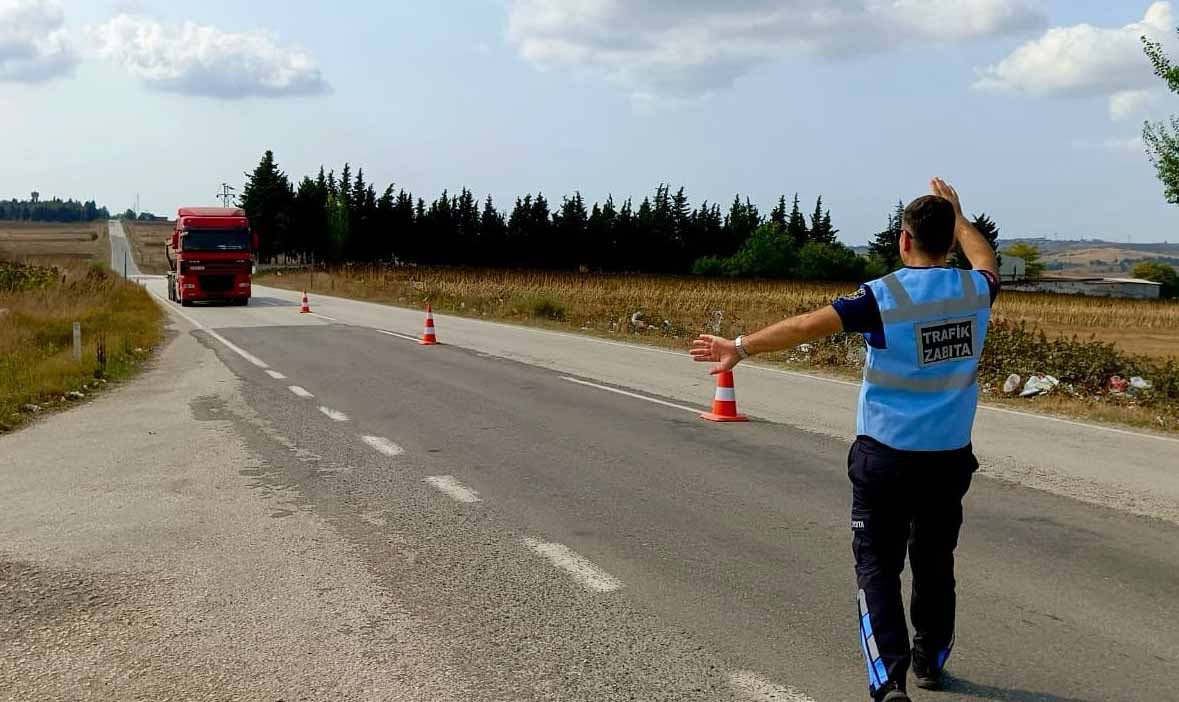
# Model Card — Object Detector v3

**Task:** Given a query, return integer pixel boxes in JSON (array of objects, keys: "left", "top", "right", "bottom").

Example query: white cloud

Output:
[
  {"left": 1072, "top": 135, "right": 1146, "bottom": 153},
  {"left": 508, "top": 0, "right": 1046, "bottom": 98},
  {"left": 0, "top": 0, "right": 77, "bottom": 82},
  {"left": 1109, "top": 89, "right": 1156, "bottom": 120},
  {"left": 89, "top": 14, "right": 328, "bottom": 99},
  {"left": 975, "top": 2, "right": 1176, "bottom": 118}
]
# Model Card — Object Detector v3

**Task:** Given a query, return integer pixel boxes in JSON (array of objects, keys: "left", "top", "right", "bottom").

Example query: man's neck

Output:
[{"left": 903, "top": 255, "right": 948, "bottom": 268}]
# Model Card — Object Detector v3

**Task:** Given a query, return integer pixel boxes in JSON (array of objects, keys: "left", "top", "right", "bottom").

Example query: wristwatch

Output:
[{"left": 734, "top": 335, "right": 751, "bottom": 360}]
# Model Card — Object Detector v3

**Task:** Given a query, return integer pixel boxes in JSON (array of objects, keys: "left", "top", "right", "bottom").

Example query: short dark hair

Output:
[{"left": 902, "top": 195, "right": 956, "bottom": 256}]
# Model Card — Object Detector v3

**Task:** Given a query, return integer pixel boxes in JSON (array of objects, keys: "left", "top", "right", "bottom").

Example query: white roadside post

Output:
[{"left": 72, "top": 322, "right": 81, "bottom": 362}]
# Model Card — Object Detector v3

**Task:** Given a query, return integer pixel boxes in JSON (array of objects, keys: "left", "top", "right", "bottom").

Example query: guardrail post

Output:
[{"left": 72, "top": 322, "right": 81, "bottom": 362}]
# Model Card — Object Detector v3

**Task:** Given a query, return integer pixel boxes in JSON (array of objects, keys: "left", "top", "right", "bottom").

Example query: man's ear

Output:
[{"left": 899, "top": 229, "right": 912, "bottom": 254}]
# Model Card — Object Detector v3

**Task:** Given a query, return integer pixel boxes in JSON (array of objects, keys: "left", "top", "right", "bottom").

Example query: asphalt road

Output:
[
  {"left": 107, "top": 219, "right": 142, "bottom": 278},
  {"left": 105, "top": 281, "right": 1176, "bottom": 702}
]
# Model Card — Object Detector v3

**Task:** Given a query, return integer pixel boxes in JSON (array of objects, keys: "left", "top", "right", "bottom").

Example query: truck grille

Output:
[{"left": 199, "top": 275, "right": 235, "bottom": 292}]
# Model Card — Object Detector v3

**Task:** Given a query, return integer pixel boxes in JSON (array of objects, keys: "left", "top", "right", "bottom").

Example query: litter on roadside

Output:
[
  {"left": 1003, "top": 374, "right": 1021, "bottom": 394},
  {"left": 1020, "top": 374, "right": 1059, "bottom": 397}
]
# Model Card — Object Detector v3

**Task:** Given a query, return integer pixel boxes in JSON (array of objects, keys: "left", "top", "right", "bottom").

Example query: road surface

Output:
[
  {"left": 107, "top": 219, "right": 143, "bottom": 278},
  {"left": 3, "top": 274, "right": 1176, "bottom": 700}
]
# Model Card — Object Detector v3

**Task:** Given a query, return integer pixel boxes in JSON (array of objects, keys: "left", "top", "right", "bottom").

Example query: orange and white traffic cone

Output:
[
  {"left": 300, "top": 291, "right": 311, "bottom": 314},
  {"left": 700, "top": 370, "right": 748, "bottom": 422},
  {"left": 419, "top": 304, "right": 439, "bottom": 345}
]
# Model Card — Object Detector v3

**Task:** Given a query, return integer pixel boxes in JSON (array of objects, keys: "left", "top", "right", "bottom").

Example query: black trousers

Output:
[{"left": 848, "top": 435, "right": 977, "bottom": 699}]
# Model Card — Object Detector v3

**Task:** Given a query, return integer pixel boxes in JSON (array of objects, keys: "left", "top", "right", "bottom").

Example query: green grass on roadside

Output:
[{"left": 0, "top": 261, "right": 164, "bottom": 433}]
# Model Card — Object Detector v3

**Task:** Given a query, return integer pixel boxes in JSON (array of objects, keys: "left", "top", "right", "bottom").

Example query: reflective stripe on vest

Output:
[
  {"left": 880, "top": 269, "right": 991, "bottom": 324},
  {"left": 857, "top": 267, "right": 991, "bottom": 451}
]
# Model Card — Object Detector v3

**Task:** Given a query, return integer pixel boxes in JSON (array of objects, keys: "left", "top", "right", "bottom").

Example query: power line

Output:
[{"left": 217, "top": 183, "right": 237, "bottom": 207}]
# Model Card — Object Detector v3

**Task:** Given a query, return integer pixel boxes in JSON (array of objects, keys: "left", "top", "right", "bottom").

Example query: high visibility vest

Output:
[{"left": 856, "top": 268, "right": 992, "bottom": 451}]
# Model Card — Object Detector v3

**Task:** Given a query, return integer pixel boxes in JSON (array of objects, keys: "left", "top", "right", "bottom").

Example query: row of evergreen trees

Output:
[
  {"left": 0, "top": 194, "right": 109, "bottom": 223},
  {"left": 240, "top": 150, "right": 999, "bottom": 281}
]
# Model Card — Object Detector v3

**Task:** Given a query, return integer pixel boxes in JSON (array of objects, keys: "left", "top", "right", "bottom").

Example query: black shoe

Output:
[
  {"left": 875, "top": 681, "right": 911, "bottom": 702},
  {"left": 911, "top": 653, "right": 943, "bottom": 691}
]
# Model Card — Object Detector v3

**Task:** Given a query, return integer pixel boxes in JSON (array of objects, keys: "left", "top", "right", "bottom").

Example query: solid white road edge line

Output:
[
  {"left": 146, "top": 287, "right": 270, "bottom": 369},
  {"left": 521, "top": 537, "right": 622, "bottom": 593},
  {"left": 728, "top": 670, "right": 819, "bottom": 702},
  {"left": 424, "top": 476, "right": 482, "bottom": 503},
  {"left": 318, "top": 406, "right": 349, "bottom": 422},
  {"left": 265, "top": 370, "right": 286, "bottom": 380},
  {"left": 288, "top": 386, "right": 314, "bottom": 399},
  {"left": 561, "top": 377, "right": 700, "bottom": 415},
  {"left": 361, "top": 435, "right": 405, "bottom": 457},
  {"left": 376, "top": 329, "right": 421, "bottom": 343}
]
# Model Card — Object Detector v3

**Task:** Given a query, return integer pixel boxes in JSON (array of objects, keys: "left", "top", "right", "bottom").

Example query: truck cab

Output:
[{"left": 165, "top": 207, "right": 258, "bottom": 306}]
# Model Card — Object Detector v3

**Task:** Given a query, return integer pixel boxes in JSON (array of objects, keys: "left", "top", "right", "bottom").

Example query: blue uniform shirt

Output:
[{"left": 833, "top": 268, "right": 1000, "bottom": 347}]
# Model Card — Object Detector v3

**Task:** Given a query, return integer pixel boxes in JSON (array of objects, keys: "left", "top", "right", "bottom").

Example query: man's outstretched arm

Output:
[{"left": 690, "top": 306, "right": 844, "bottom": 375}]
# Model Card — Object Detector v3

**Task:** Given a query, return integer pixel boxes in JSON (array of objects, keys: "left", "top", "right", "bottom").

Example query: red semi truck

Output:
[{"left": 165, "top": 207, "right": 258, "bottom": 306}]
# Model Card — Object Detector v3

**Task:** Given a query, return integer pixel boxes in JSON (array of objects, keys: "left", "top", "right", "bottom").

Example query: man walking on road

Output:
[{"left": 691, "top": 179, "right": 1000, "bottom": 702}]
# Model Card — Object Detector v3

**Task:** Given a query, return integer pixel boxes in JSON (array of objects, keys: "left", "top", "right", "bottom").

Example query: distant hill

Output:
[{"left": 1000, "top": 238, "right": 1179, "bottom": 275}]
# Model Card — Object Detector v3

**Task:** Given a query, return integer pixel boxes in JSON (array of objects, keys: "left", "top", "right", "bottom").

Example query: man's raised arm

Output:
[{"left": 931, "top": 178, "right": 998, "bottom": 276}]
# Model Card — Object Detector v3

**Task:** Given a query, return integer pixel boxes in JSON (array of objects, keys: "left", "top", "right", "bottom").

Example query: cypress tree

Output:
[
  {"left": 770, "top": 195, "right": 788, "bottom": 230},
  {"left": 868, "top": 200, "right": 905, "bottom": 272},
  {"left": 785, "top": 193, "right": 808, "bottom": 246}
]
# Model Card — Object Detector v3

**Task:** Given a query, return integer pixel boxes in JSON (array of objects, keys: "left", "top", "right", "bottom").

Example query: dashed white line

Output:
[
  {"left": 521, "top": 538, "right": 622, "bottom": 593},
  {"left": 310, "top": 313, "right": 337, "bottom": 322},
  {"left": 318, "top": 406, "right": 349, "bottom": 422},
  {"left": 561, "top": 376, "right": 700, "bottom": 415},
  {"left": 288, "top": 385, "right": 314, "bottom": 399},
  {"left": 425, "top": 475, "right": 482, "bottom": 503},
  {"left": 265, "top": 370, "right": 287, "bottom": 380},
  {"left": 728, "top": 671, "right": 819, "bottom": 702},
  {"left": 376, "top": 329, "right": 421, "bottom": 343},
  {"left": 361, "top": 435, "right": 405, "bottom": 457}
]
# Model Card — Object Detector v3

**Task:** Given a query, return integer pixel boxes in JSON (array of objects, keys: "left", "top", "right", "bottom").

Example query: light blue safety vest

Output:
[{"left": 856, "top": 267, "right": 992, "bottom": 451}]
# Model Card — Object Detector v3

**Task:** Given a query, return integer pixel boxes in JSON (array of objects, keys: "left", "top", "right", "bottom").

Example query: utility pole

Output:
[{"left": 217, "top": 183, "right": 237, "bottom": 207}]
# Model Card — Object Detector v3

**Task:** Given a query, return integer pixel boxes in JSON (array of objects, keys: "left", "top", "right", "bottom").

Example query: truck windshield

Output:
[{"left": 182, "top": 229, "right": 251, "bottom": 252}]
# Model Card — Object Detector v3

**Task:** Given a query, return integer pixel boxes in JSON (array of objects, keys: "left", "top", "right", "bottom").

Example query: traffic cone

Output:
[
  {"left": 419, "top": 304, "right": 439, "bottom": 345},
  {"left": 300, "top": 291, "right": 311, "bottom": 314},
  {"left": 700, "top": 370, "right": 748, "bottom": 422}
]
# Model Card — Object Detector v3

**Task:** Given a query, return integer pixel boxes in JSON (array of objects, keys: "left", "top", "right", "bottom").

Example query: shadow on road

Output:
[{"left": 946, "top": 675, "right": 1097, "bottom": 702}]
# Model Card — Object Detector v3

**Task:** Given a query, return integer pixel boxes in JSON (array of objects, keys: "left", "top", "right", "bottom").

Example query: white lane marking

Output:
[
  {"left": 377, "top": 329, "right": 421, "bottom": 343},
  {"left": 310, "top": 313, "right": 337, "bottom": 321},
  {"left": 265, "top": 370, "right": 286, "bottom": 380},
  {"left": 521, "top": 538, "right": 622, "bottom": 593},
  {"left": 288, "top": 385, "right": 314, "bottom": 399},
  {"left": 424, "top": 475, "right": 482, "bottom": 503},
  {"left": 728, "top": 671, "right": 819, "bottom": 702},
  {"left": 146, "top": 288, "right": 271, "bottom": 369},
  {"left": 318, "top": 406, "right": 349, "bottom": 422},
  {"left": 561, "top": 377, "right": 700, "bottom": 415},
  {"left": 361, "top": 435, "right": 404, "bottom": 457},
  {"left": 979, "top": 404, "right": 1179, "bottom": 445}
]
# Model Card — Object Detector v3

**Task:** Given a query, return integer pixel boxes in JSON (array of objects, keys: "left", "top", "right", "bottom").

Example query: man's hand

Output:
[
  {"left": 931, "top": 176, "right": 999, "bottom": 275},
  {"left": 931, "top": 177, "right": 963, "bottom": 218},
  {"left": 690, "top": 335, "right": 741, "bottom": 375}
]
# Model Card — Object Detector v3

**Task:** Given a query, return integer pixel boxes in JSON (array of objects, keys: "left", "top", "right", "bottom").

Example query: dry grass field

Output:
[
  {"left": 260, "top": 266, "right": 1179, "bottom": 360},
  {"left": 0, "top": 221, "right": 108, "bottom": 266},
  {"left": 0, "top": 261, "right": 164, "bottom": 433},
  {"left": 122, "top": 220, "right": 174, "bottom": 275}
]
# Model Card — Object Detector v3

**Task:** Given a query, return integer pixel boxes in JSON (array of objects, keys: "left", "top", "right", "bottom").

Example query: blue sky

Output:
[{"left": 2, "top": 1, "right": 1177, "bottom": 244}]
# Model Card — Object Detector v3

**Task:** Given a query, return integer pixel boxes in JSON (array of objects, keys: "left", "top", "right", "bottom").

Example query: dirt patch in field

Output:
[{"left": 0, "top": 221, "right": 108, "bottom": 265}]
